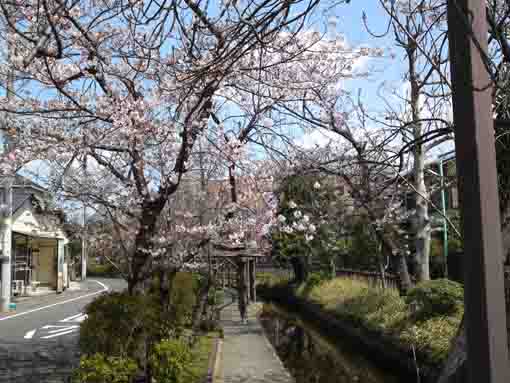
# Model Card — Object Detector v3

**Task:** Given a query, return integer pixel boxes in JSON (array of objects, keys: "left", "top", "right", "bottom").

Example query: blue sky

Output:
[{"left": 327, "top": 1, "right": 406, "bottom": 111}]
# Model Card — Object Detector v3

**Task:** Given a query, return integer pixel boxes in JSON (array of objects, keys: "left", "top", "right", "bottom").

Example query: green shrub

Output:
[
  {"left": 87, "top": 263, "right": 121, "bottom": 278},
  {"left": 72, "top": 353, "right": 138, "bottom": 383},
  {"left": 405, "top": 279, "right": 464, "bottom": 319},
  {"left": 256, "top": 272, "right": 290, "bottom": 288},
  {"left": 149, "top": 339, "right": 192, "bottom": 383},
  {"left": 170, "top": 273, "right": 196, "bottom": 328},
  {"left": 80, "top": 292, "right": 156, "bottom": 358},
  {"left": 208, "top": 289, "right": 224, "bottom": 306}
]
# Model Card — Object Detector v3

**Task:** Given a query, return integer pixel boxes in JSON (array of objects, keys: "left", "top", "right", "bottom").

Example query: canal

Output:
[{"left": 259, "top": 303, "right": 410, "bottom": 383}]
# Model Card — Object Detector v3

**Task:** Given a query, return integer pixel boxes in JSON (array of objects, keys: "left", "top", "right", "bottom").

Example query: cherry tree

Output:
[
  {"left": 0, "top": 0, "right": 321, "bottom": 293},
  {"left": 364, "top": 0, "right": 453, "bottom": 282}
]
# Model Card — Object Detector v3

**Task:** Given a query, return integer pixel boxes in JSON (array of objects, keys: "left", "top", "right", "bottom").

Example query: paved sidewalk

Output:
[{"left": 220, "top": 295, "right": 293, "bottom": 383}]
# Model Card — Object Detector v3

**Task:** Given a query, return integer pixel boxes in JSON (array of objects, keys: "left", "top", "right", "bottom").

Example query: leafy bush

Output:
[
  {"left": 405, "top": 279, "right": 464, "bottom": 319},
  {"left": 149, "top": 339, "right": 192, "bottom": 383},
  {"left": 256, "top": 272, "right": 290, "bottom": 288},
  {"left": 170, "top": 272, "right": 197, "bottom": 328},
  {"left": 87, "top": 263, "right": 121, "bottom": 278},
  {"left": 296, "top": 272, "right": 328, "bottom": 297},
  {"left": 72, "top": 353, "right": 138, "bottom": 383},
  {"left": 80, "top": 292, "right": 163, "bottom": 358},
  {"left": 208, "top": 289, "right": 224, "bottom": 306}
]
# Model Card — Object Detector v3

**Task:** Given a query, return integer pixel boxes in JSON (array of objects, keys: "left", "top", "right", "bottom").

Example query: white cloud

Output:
[{"left": 293, "top": 128, "right": 342, "bottom": 149}]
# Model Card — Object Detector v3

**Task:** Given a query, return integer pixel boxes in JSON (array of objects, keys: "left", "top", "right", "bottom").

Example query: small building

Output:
[{"left": 0, "top": 176, "right": 74, "bottom": 304}]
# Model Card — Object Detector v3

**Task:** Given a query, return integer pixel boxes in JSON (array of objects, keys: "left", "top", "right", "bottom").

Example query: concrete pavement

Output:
[
  {"left": 219, "top": 293, "right": 293, "bottom": 383},
  {"left": 0, "top": 278, "right": 127, "bottom": 382}
]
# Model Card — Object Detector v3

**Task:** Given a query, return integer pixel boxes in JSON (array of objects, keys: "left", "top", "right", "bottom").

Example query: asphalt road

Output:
[
  {"left": 0, "top": 278, "right": 127, "bottom": 343},
  {"left": 0, "top": 278, "right": 127, "bottom": 382}
]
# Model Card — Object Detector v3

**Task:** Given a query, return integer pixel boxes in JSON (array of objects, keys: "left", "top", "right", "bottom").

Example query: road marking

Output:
[
  {"left": 0, "top": 280, "right": 109, "bottom": 322},
  {"left": 42, "top": 325, "right": 79, "bottom": 334},
  {"left": 41, "top": 329, "right": 77, "bottom": 339},
  {"left": 60, "top": 313, "right": 87, "bottom": 322},
  {"left": 24, "top": 329, "right": 36, "bottom": 339},
  {"left": 60, "top": 313, "right": 83, "bottom": 322}
]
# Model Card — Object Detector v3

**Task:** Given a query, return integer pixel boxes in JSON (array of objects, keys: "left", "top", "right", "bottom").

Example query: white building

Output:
[{"left": 0, "top": 176, "right": 75, "bottom": 312}]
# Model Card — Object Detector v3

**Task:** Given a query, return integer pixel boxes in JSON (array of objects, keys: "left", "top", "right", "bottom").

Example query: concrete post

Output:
[
  {"left": 0, "top": 181, "right": 13, "bottom": 312},
  {"left": 0, "top": 218, "right": 12, "bottom": 312},
  {"left": 57, "top": 239, "right": 64, "bottom": 293}
]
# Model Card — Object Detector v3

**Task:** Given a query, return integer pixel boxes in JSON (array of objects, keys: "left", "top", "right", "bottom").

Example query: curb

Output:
[{"left": 206, "top": 337, "right": 223, "bottom": 383}]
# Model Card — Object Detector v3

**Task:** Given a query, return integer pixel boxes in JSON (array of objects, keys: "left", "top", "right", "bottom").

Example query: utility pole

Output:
[
  {"left": 0, "top": 179, "right": 13, "bottom": 312},
  {"left": 0, "top": 13, "right": 15, "bottom": 312},
  {"left": 81, "top": 155, "right": 87, "bottom": 280},
  {"left": 81, "top": 202, "right": 87, "bottom": 280},
  {"left": 438, "top": 150, "right": 455, "bottom": 278}
]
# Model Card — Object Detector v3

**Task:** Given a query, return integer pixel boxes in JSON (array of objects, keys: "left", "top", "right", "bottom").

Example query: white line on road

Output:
[
  {"left": 60, "top": 313, "right": 84, "bottom": 322},
  {"left": 23, "top": 329, "right": 36, "bottom": 339},
  {"left": 45, "top": 325, "right": 79, "bottom": 334},
  {"left": 41, "top": 329, "right": 77, "bottom": 339},
  {"left": 0, "top": 280, "right": 109, "bottom": 322}
]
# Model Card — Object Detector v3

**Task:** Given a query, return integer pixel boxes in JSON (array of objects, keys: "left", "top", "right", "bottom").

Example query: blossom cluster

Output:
[{"left": 274, "top": 199, "right": 318, "bottom": 242}]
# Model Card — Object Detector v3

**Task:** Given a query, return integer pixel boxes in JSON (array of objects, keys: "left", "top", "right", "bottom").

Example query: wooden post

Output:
[
  {"left": 249, "top": 259, "right": 256, "bottom": 302},
  {"left": 447, "top": 1, "right": 510, "bottom": 381},
  {"left": 243, "top": 260, "right": 250, "bottom": 305},
  {"left": 236, "top": 258, "right": 248, "bottom": 321}
]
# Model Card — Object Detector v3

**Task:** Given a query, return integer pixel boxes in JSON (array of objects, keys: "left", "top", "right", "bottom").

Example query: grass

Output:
[
  {"left": 292, "top": 277, "right": 463, "bottom": 364},
  {"left": 256, "top": 272, "right": 290, "bottom": 287},
  {"left": 184, "top": 332, "right": 218, "bottom": 382}
]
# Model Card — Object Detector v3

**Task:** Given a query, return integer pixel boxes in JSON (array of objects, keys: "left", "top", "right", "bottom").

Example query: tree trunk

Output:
[
  {"left": 159, "top": 267, "right": 177, "bottom": 313},
  {"left": 129, "top": 199, "right": 168, "bottom": 294},
  {"left": 436, "top": 317, "right": 467, "bottom": 383},
  {"left": 408, "top": 36, "right": 431, "bottom": 283},
  {"left": 396, "top": 252, "right": 413, "bottom": 294},
  {"left": 329, "top": 257, "right": 336, "bottom": 279},
  {"left": 290, "top": 256, "right": 308, "bottom": 283},
  {"left": 191, "top": 276, "right": 212, "bottom": 333},
  {"left": 413, "top": 146, "right": 431, "bottom": 282},
  {"left": 378, "top": 257, "right": 387, "bottom": 289}
]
